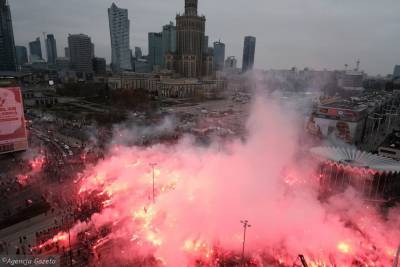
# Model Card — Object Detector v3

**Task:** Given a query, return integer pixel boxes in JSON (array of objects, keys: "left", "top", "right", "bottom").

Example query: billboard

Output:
[
  {"left": 307, "top": 116, "right": 365, "bottom": 144},
  {"left": 0, "top": 87, "right": 28, "bottom": 154}
]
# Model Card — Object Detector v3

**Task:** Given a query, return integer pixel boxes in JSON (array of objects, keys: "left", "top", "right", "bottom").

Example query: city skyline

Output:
[{"left": 8, "top": 0, "right": 400, "bottom": 75}]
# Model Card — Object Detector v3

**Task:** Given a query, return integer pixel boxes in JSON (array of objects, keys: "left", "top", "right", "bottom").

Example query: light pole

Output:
[
  {"left": 240, "top": 220, "right": 251, "bottom": 265},
  {"left": 393, "top": 245, "right": 400, "bottom": 267},
  {"left": 150, "top": 163, "right": 157, "bottom": 203},
  {"left": 298, "top": 255, "right": 309, "bottom": 267},
  {"left": 67, "top": 211, "right": 73, "bottom": 267}
]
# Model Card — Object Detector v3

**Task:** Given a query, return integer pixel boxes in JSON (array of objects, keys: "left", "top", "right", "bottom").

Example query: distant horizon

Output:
[{"left": 9, "top": 0, "right": 400, "bottom": 76}]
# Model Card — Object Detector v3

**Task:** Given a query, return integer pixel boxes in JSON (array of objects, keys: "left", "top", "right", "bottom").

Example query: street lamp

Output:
[
  {"left": 67, "top": 211, "right": 73, "bottom": 267},
  {"left": 298, "top": 255, "right": 309, "bottom": 267},
  {"left": 149, "top": 163, "right": 157, "bottom": 203},
  {"left": 240, "top": 220, "right": 251, "bottom": 265},
  {"left": 393, "top": 245, "right": 400, "bottom": 267}
]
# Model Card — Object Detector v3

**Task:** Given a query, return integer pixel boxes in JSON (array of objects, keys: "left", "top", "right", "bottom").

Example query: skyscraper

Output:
[
  {"left": 134, "top": 47, "right": 142, "bottom": 59},
  {"left": 203, "top": 36, "right": 209, "bottom": 53},
  {"left": 148, "top": 32, "right": 163, "bottom": 70},
  {"left": 162, "top": 22, "right": 176, "bottom": 66},
  {"left": 46, "top": 34, "right": 57, "bottom": 65},
  {"left": 175, "top": 0, "right": 207, "bottom": 77},
  {"left": 225, "top": 56, "right": 237, "bottom": 70},
  {"left": 394, "top": 65, "right": 400, "bottom": 79},
  {"left": 64, "top": 47, "right": 69, "bottom": 58},
  {"left": 242, "top": 36, "right": 256, "bottom": 72},
  {"left": 164, "top": 0, "right": 215, "bottom": 78},
  {"left": 91, "top": 42, "right": 95, "bottom": 58},
  {"left": 29, "top": 37, "right": 42, "bottom": 62},
  {"left": 108, "top": 3, "right": 132, "bottom": 72},
  {"left": 68, "top": 34, "right": 93, "bottom": 73},
  {"left": 213, "top": 41, "right": 225, "bottom": 71},
  {"left": 0, "top": 0, "right": 16, "bottom": 71},
  {"left": 15, "top": 46, "right": 28, "bottom": 66},
  {"left": 92, "top": 57, "right": 107, "bottom": 75}
]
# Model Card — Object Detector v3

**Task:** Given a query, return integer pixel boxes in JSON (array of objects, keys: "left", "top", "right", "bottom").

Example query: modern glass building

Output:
[
  {"left": 134, "top": 47, "right": 142, "bottom": 59},
  {"left": 29, "top": 37, "right": 42, "bottom": 62},
  {"left": 15, "top": 46, "right": 28, "bottom": 66},
  {"left": 394, "top": 65, "right": 400, "bottom": 79},
  {"left": 242, "top": 36, "right": 256, "bottom": 72},
  {"left": 108, "top": 3, "right": 132, "bottom": 72},
  {"left": 162, "top": 22, "right": 176, "bottom": 66},
  {"left": 0, "top": 0, "right": 16, "bottom": 71},
  {"left": 46, "top": 34, "right": 57, "bottom": 65},
  {"left": 148, "top": 32, "right": 163, "bottom": 70},
  {"left": 68, "top": 34, "right": 93, "bottom": 73},
  {"left": 213, "top": 41, "right": 225, "bottom": 71}
]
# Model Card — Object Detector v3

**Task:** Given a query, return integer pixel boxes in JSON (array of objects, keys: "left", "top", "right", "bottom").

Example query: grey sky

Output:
[{"left": 10, "top": 0, "right": 400, "bottom": 75}]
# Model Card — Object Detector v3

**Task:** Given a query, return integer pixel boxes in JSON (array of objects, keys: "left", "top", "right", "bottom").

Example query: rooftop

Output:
[
  {"left": 380, "top": 131, "right": 400, "bottom": 150},
  {"left": 319, "top": 100, "right": 368, "bottom": 112}
]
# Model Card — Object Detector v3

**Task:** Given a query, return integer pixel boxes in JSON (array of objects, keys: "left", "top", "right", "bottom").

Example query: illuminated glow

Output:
[
  {"left": 337, "top": 242, "right": 351, "bottom": 254},
  {"left": 50, "top": 99, "right": 400, "bottom": 266}
]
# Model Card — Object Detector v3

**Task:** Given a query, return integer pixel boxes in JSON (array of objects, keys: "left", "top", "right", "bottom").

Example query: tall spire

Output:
[{"left": 185, "top": 0, "right": 198, "bottom": 16}]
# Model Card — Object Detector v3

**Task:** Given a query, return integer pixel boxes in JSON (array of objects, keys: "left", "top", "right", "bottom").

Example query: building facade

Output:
[
  {"left": 29, "top": 37, "right": 42, "bottom": 62},
  {"left": 64, "top": 47, "right": 69, "bottom": 58},
  {"left": 225, "top": 56, "right": 237, "bottom": 71},
  {"left": 162, "top": 22, "right": 176, "bottom": 66},
  {"left": 203, "top": 35, "right": 209, "bottom": 53},
  {"left": 15, "top": 46, "right": 28, "bottom": 66},
  {"left": 148, "top": 32, "right": 163, "bottom": 70},
  {"left": 68, "top": 34, "right": 93, "bottom": 74},
  {"left": 134, "top": 47, "right": 142, "bottom": 59},
  {"left": 242, "top": 36, "right": 256, "bottom": 72},
  {"left": 213, "top": 41, "right": 225, "bottom": 71},
  {"left": 92, "top": 57, "right": 107, "bottom": 75},
  {"left": 108, "top": 73, "right": 225, "bottom": 99},
  {"left": 46, "top": 34, "right": 57, "bottom": 65},
  {"left": 166, "top": 0, "right": 213, "bottom": 78},
  {"left": 393, "top": 65, "right": 400, "bottom": 80},
  {"left": 108, "top": 3, "right": 132, "bottom": 72},
  {"left": 55, "top": 57, "right": 69, "bottom": 71},
  {"left": 0, "top": 0, "right": 16, "bottom": 71}
]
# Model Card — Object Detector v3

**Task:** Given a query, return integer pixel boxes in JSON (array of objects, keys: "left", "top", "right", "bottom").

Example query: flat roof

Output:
[
  {"left": 319, "top": 101, "right": 368, "bottom": 112},
  {"left": 380, "top": 131, "right": 400, "bottom": 150}
]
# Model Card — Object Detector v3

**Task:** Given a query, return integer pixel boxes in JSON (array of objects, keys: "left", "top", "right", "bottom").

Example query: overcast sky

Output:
[{"left": 10, "top": 0, "right": 400, "bottom": 75}]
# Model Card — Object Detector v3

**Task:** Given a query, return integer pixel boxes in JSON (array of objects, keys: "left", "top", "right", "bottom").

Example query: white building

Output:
[{"left": 108, "top": 3, "right": 132, "bottom": 72}]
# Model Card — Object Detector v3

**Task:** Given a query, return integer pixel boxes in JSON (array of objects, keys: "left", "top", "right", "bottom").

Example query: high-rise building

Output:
[
  {"left": 213, "top": 41, "right": 225, "bottom": 71},
  {"left": 0, "top": 0, "right": 16, "bottom": 71},
  {"left": 29, "top": 37, "right": 42, "bottom": 62},
  {"left": 46, "top": 34, "right": 57, "bottom": 65},
  {"left": 68, "top": 34, "right": 93, "bottom": 73},
  {"left": 165, "top": 0, "right": 213, "bottom": 78},
  {"left": 176, "top": 0, "right": 205, "bottom": 77},
  {"left": 164, "top": 0, "right": 216, "bottom": 78},
  {"left": 242, "top": 36, "right": 256, "bottom": 72},
  {"left": 203, "top": 36, "right": 209, "bottom": 53},
  {"left": 134, "top": 47, "right": 142, "bottom": 59},
  {"left": 162, "top": 22, "right": 176, "bottom": 66},
  {"left": 91, "top": 42, "right": 95, "bottom": 58},
  {"left": 92, "top": 57, "right": 107, "bottom": 75},
  {"left": 108, "top": 3, "right": 132, "bottom": 72},
  {"left": 55, "top": 57, "right": 69, "bottom": 71},
  {"left": 394, "top": 65, "right": 400, "bottom": 79},
  {"left": 64, "top": 47, "right": 69, "bottom": 58},
  {"left": 148, "top": 32, "right": 163, "bottom": 70},
  {"left": 15, "top": 46, "right": 28, "bottom": 66},
  {"left": 225, "top": 56, "right": 237, "bottom": 70}
]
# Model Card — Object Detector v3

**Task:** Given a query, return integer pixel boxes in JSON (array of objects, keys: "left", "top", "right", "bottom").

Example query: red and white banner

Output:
[{"left": 0, "top": 87, "right": 28, "bottom": 153}]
